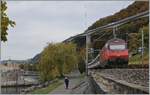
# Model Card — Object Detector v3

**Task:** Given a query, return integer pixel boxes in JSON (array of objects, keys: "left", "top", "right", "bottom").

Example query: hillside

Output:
[
  {"left": 71, "top": 1, "right": 149, "bottom": 50},
  {"left": 87, "top": 1, "right": 148, "bottom": 31},
  {"left": 29, "top": 53, "right": 41, "bottom": 64}
]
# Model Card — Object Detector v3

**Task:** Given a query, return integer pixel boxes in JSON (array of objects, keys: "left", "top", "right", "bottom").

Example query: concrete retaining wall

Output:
[{"left": 88, "top": 75, "right": 149, "bottom": 94}]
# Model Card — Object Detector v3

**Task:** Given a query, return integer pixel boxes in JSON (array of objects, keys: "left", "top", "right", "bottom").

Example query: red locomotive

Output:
[{"left": 99, "top": 38, "right": 128, "bottom": 67}]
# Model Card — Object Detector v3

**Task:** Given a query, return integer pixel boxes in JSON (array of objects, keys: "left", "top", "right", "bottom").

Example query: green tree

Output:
[
  {"left": 138, "top": 25, "right": 149, "bottom": 50},
  {"left": 38, "top": 44, "right": 57, "bottom": 81},
  {"left": 128, "top": 25, "right": 149, "bottom": 54},
  {"left": 128, "top": 33, "right": 140, "bottom": 52},
  {"left": 62, "top": 43, "right": 78, "bottom": 74},
  {"left": 38, "top": 43, "right": 78, "bottom": 82},
  {"left": 1, "top": 1, "right": 16, "bottom": 41},
  {"left": 77, "top": 48, "right": 86, "bottom": 74}
]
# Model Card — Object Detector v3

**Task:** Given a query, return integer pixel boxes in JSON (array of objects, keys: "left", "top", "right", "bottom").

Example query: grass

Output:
[
  {"left": 129, "top": 52, "right": 149, "bottom": 64},
  {"left": 30, "top": 80, "right": 63, "bottom": 94}
]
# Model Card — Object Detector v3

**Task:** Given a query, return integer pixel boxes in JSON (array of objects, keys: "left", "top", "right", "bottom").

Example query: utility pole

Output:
[
  {"left": 84, "top": 4, "right": 89, "bottom": 76},
  {"left": 86, "top": 34, "right": 91, "bottom": 76},
  {"left": 113, "top": 26, "right": 116, "bottom": 38},
  {"left": 86, "top": 34, "right": 88, "bottom": 76},
  {"left": 126, "top": 33, "right": 128, "bottom": 42},
  {"left": 141, "top": 29, "right": 144, "bottom": 64},
  {"left": 0, "top": 69, "right": 1, "bottom": 94},
  {"left": 0, "top": 62, "right": 2, "bottom": 94}
]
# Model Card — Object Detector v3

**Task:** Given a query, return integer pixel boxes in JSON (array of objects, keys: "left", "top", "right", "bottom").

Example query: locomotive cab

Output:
[
  {"left": 100, "top": 38, "right": 128, "bottom": 68},
  {"left": 107, "top": 39, "right": 128, "bottom": 67}
]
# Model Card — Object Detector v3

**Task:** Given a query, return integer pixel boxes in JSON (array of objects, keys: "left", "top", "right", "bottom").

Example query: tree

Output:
[
  {"left": 38, "top": 43, "right": 78, "bottom": 82},
  {"left": 1, "top": 1, "right": 16, "bottom": 42},
  {"left": 77, "top": 48, "right": 86, "bottom": 74},
  {"left": 138, "top": 25, "right": 149, "bottom": 50},
  {"left": 128, "top": 25, "right": 149, "bottom": 54},
  {"left": 128, "top": 33, "right": 140, "bottom": 53},
  {"left": 19, "top": 64, "right": 24, "bottom": 70},
  {"left": 62, "top": 43, "right": 78, "bottom": 74}
]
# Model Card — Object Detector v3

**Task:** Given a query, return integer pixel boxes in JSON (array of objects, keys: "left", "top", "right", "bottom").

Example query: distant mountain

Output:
[
  {"left": 1, "top": 53, "right": 41, "bottom": 64},
  {"left": 1, "top": 60, "right": 30, "bottom": 64},
  {"left": 29, "top": 53, "right": 41, "bottom": 64}
]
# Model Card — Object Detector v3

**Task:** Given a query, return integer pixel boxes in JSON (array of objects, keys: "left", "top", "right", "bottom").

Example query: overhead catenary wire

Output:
[
  {"left": 94, "top": 31, "right": 112, "bottom": 42},
  {"left": 64, "top": 11, "right": 149, "bottom": 43},
  {"left": 85, "top": 10, "right": 149, "bottom": 35},
  {"left": 86, "top": 11, "right": 149, "bottom": 68}
]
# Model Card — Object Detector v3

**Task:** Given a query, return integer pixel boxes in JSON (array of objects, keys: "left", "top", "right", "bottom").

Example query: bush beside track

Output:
[
  {"left": 128, "top": 64, "right": 149, "bottom": 69},
  {"left": 129, "top": 52, "right": 149, "bottom": 65}
]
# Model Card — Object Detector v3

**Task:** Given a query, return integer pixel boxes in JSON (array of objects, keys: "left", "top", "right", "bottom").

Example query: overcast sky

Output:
[{"left": 1, "top": 1, "right": 134, "bottom": 60}]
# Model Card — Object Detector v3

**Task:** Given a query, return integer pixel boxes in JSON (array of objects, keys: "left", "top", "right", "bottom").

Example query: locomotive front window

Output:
[{"left": 109, "top": 44, "right": 126, "bottom": 50}]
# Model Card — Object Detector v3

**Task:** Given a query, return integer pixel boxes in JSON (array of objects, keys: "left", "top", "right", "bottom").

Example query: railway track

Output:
[{"left": 89, "top": 68, "right": 149, "bottom": 94}]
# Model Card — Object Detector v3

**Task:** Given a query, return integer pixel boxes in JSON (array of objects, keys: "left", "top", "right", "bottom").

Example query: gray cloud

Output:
[{"left": 1, "top": 1, "right": 134, "bottom": 60}]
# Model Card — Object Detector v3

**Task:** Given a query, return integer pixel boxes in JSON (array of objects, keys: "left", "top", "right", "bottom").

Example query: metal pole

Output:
[
  {"left": 126, "top": 33, "right": 128, "bottom": 42},
  {"left": 0, "top": 1, "right": 2, "bottom": 92},
  {"left": 84, "top": 4, "right": 89, "bottom": 76},
  {"left": 6, "top": 72, "right": 7, "bottom": 93},
  {"left": 141, "top": 29, "right": 144, "bottom": 64},
  {"left": 113, "top": 27, "right": 116, "bottom": 38},
  {"left": 0, "top": 70, "right": 1, "bottom": 94},
  {"left": 14, "top": 69, "right": 18, "bottom": 93},
  {"left": 86, "top": 34, "right": 88, "bottom": 76}
]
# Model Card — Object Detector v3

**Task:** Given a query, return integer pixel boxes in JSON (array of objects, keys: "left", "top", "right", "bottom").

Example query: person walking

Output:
[{"left": 64, "top": 76, "right": 69, "bottom": 89}]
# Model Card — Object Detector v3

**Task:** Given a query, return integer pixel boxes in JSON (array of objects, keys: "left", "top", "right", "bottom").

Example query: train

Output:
[
  {"left": 88, "top": 38, "right": 129, "bottom": 68},
  {"left": 99, "top": 38, "right": 128, "bottom": 68}
]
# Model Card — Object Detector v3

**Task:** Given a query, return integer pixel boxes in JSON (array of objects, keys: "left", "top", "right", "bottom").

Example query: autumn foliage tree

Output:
[
  {"left": 1, "top": 1, "right": 15, "bottom": 41},
  {"left": 38, "top": 43, "right": 78, "bottom": 82}
]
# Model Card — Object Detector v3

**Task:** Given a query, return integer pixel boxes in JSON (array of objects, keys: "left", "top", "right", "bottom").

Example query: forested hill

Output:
[{"left": 87, "top": 1, "right": 149, "bottom": 31}]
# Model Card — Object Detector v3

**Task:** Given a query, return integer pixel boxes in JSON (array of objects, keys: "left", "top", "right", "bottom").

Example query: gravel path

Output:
[
  {"left": 49, "top": 70, "right": 85, "bottom": 94},
  {"left": 92, "top": 69, "right": 149, "bottom": 87}
]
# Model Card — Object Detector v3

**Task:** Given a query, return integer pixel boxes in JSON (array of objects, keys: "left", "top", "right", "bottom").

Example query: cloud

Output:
[{"left": 1, "top": 1, "right": 134, "bottom": 60}]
